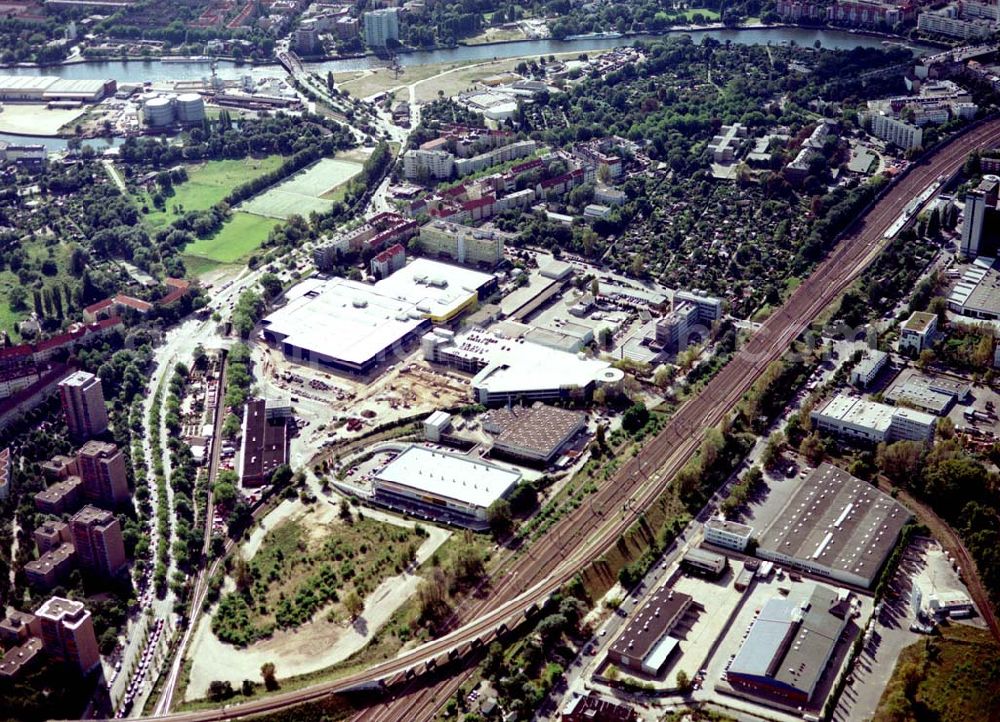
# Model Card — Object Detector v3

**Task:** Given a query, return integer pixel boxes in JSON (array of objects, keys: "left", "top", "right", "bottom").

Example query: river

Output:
[
  {"left": 0, "top": 27, "right": 934, "bottom": 84},
  {"left": 0, "top": 27, "right": 933, "bottom": 148}
]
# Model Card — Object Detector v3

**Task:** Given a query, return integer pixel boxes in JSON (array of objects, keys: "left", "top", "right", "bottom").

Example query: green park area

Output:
[
  {"left": 240, "top": 157, "right": 363, "bottom": 219},
  {"left": 211, "top": 513, "right": 424, "bottom": 647},
  {"left": 874, "top": 624, "right": 1000, "bottom": 722},
  {"left": 138, "top": 156, "right": 284, "bottom": 229},
  {"left": 182, "top": 212, "right": 281, "bottom": 271},
  {"left": 0, "top": 238, "right": 77, "bottom": 341}
]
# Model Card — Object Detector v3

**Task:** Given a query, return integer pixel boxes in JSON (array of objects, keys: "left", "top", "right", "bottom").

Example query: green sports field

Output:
[
  {"left": 140, "top": 156, "right": 284, "bottom": 228},
  {"left": 183, "top": 212, "right": 281, "bottom": 265},
  {"left": 240, "top": 157, "right": 363, "bottom": 219}
]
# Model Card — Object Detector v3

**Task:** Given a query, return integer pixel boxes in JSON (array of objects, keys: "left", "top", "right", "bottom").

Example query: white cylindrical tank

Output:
[
  {"left": 143, "top": 96, "right": 175, "bottom": 127},
  {"left": 175, "top": 93, "right": 205, "bottom": 123}
]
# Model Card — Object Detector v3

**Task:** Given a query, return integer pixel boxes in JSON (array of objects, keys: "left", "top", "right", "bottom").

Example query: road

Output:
[{"left": 111, "top": 115, "right": 1000, "bottom": 722}]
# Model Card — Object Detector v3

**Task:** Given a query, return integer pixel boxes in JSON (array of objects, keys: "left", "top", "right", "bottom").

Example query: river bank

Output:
[{"left": 0, "top": 23, "right": 939, "bottom": 77}]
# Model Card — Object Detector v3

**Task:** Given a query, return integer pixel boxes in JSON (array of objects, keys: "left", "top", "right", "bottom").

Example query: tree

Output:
[
  {"left": 343, "top": 590, "right": 364, "bottom": 619},
  {"left": 799, "top": 432, "right": 826, "bottom": 466},
  {"left": 622, "top": 402, "right": 649, "bottom": 433},
  {"left": 260, "top": 662, "right": 278, "bottom": 691},
  {"left": 761, "top": 431, "right": 784, "bottom": 470},
  {"left": 917, "top": 348, "right": 936, "bottom": 370},
  {"left": 208, "top": 680, "right": 235, "bottom": 701},
  {"left": 590, "top": 277, "right": 600, "bottom": 297},
  {"left": 676, "top": 669, "right": 692, "bottom": 693},
  {"left": 876, "top": 440, "right": 925, "bottom": 485},
  {"left": 487, "top": 499, "right": 513, "bottom": 538}
]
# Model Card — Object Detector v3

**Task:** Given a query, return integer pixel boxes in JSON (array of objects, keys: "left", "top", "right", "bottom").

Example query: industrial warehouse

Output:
[
  {"left": 260, "top": 259, "right": 495, "bottom": 375},
  {"left": 606, "top": 587, "right": 694, "bottom": 676},
  {"left": 726, "top": 584, "right": 851, "bottom": 705},
  {"left": 421, "top": 327, "right": 624, "bottom": 406},
  {"left": 0, "top": 76, "right": 116, "bottom": 104},
  {"left": 371, "top": 445, "right": 521, "bottom": 529},
  {"left": 481, "top": 403, "right": 586, "bottom": 465},
  {"left": 756, "top": 463, "right": 911, "bottom": 588}
]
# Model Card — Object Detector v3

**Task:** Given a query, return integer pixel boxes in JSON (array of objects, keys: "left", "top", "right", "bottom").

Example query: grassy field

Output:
[
  {"left": 678, "top": 7, "right": 721, "bottom": 19},
  {"left": 183, "top": 212, "right": 280, "bottom": 265},
  {"left": 138, "top": 156, "right": 284, "bottom": 229},
  {"left": 874, "top": 624, "right": 1000, "bottom": 722},
  {"left": 212, "top": 514, "right": 424, "bottom": 646},
  {"left": 0, "top": 237, "right": 76, "bottom": 340},
  {"left": 335, "top": 60, "right": 476, "bottom": 99},
  {"left": 240, "top": 157, "right": 363, "bottom": 219}
]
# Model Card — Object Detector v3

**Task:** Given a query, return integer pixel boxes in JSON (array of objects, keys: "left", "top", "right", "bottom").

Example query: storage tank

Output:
[
  {"left": 143, "top": 96, "right": 175, "bottom": 127},
  {"left": 175, "top": 93, "right": 205, "bottom": 123}
]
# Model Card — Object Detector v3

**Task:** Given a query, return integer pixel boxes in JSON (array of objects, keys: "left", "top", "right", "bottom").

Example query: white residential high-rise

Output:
[
  {"left": 363, "top": 8, "right": 399, "bottom": 48},
  {"left": 961, "top": 175, "right": 999, "bottom": 257}
]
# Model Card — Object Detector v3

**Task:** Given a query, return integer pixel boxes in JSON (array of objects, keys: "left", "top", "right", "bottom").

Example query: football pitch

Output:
[{"left": 240, "top": 158, "right": 363, "bottom": 219}]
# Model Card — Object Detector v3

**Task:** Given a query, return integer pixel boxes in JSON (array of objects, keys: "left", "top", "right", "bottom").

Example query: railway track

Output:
[{"left": 124, "top": 119, "right": 1000, "bottom": 722}]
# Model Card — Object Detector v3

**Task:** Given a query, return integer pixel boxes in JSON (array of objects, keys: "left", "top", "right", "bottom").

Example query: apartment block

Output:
[
  {"left": 69, "top": 505, "right": 126, "bottom": 578},
  {"left": 34, "top": 476, "right": 83, "bottom": 515},
  {"left": 58, "top": 371, "right": 109, "bottom": 440},
  {"left": 418, "top": 220, "right": 510, "bottom": 268},
  {"left": 35, "top": 596, "right": 100, "bottom": 674},
  {"left": 77, "top": 440, "right": 129, "bottom": 508}
]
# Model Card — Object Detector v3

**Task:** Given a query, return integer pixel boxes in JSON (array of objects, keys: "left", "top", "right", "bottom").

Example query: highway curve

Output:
[{"left": 131, "top": 118, "right": 1000, "bottom": 722}]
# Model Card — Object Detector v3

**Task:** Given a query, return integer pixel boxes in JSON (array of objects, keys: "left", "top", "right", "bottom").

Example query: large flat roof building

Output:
[
  {"left": 607, "top": 586, "right": 693, "bottom": 676},
  {"left": 726, "top": 584, "right": 850, "bottom": 705},
  {"left": 262, "top": 260, "right": 495, "bottom": 375},
  {"left": 0, "top": 75, "right": 115, "bottom": 103},
  {"left": 757, "top": 463, "right": 910, "bottom": 587},
  {"left": 811, "top": 394, "right": 936, "bottom": 444},
  {"left": 422, "top": 327, "right": 624, "bottom": 406},
  {"left": 704, "top": 518, "right": 754, "bottom": 552},
  {"left": 482, "top": 403, "right": 586, "bottom": 464},
  {"left": 239, "top": 399, "right": 290, "bottom": 488},
  {"left": 372, "top": 445, "right": 521, "bottom": 530},
  {"left": 948, "top": 256, "right": 1000, "bottom": 320}
]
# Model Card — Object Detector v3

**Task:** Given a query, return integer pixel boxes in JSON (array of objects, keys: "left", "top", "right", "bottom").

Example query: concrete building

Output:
[
  {"left": 34, "top": 476, "right": 83, "bottom": 515},
  {"left": 960, "top": 175, "right": 998, "bottom": 257},
  {"left": 681, "top": 548, "right": 728, "bottom": 577},
  {"left": 674, "top": 289, "right": 723, "bottom": 323},
  {"left": 363, "top": 8, "right": 399, "bottom": 47},
  {"left": 884, "top": 372, "right": 969, "bottom": 415},
  {"left": 948, "top": 256, "right": 1000, "bottom": 319},
  {"left": 371, "top": 445, "right": 521, "bottom": 529},
  {"left": 0, "top": 610, "right": 40, "bottom": 647},
  {"left": 263, "top": 261, "right": 494, "bottom": 375},
  {"left": 708, "top": 123, "right": 748, "bottom": 163},
  {"left": 0, "top": 75, "right": 115, "bottom": 103},
  {"left": 77, "top": 440, "right": 129, "bottom": 508},
  {"left": 607, "top": 586, "right": 693, "bottom": 675},
  {"left": 239, "top": 399, "right": 290, "bottom": 487},
  {"left": 33, "top": 519, "right": 71, "bottom": 554},
  {"left": 757, "top": 463, "right": 910, "bottom": 587},
  {"left": 423, "top": 410, "right": 452, "bottom": 442},
  {"left": 918, "top": 6, "right": 995, "bottom": 38},
  {"left": 899, "top": 311, "right": 938, "bottom": 353},
  {"left": 24, "top": 543, "right": 76, "bottom": 589},
  {"left": 850, "top": 349, "right": 888, "bottom": 388},
  {"left": 69, "top": 505, "right": 126, "bottom": 579},
  {"left": 422, "top": 328, "right": 624, "bottom": 406},
  {"left": 655, "top": 301, "right": 700, "bottom": 355},
  {"left": 0, "top": 638, "right": 42, "bottom": 679},
  {"left": 370, "top": 243, "right": 406, "bottom": 278},
  {"left": 418, "top": 220, "right": 510, "bottom": 268},
  {"left": 402, "top": 149, "right": 455, "bottom": 181},
  {"left": 726, "top": 585, "right": 851, "bottom": 704},
  {"left": 481, "top": 403, "right": 586, "bottom": 465},
  {"left": 313, "top": 212, "right": 419, "bottom": 270},
  {"left": 561, "top": 693, "right": 638, "bottom": 722},
  {"left": 810, "top": 394, "right": 936, "bottom": 444},
  {"left": 865, "top": 111, "right": 924, "bottom": 150},
  {"left": 704, "top": 517, "right": 754, "bottom": 552},
  {"left": 58, "top": 371, "right": 108, "bottom": 440},
  {"left": 35, "top": 596, "right": 100, "bottom": 674}
]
